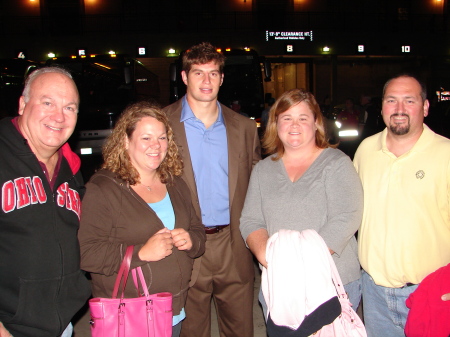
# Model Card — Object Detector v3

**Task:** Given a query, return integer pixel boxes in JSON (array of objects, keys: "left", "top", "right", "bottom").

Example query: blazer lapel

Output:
[
  {"left": 222, "top": 106, "right": 240, "bottom": 209},
  {"left": 170, "top": 106, "right": 200, "bottom": 210}
]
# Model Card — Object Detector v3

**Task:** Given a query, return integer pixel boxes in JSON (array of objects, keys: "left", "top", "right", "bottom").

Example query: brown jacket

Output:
[
  {"left": 163, "top": 99, "right": 261, "bottom": 284},
  {"left": 78, "top": 169, "right": 206, "bottom": 315}
]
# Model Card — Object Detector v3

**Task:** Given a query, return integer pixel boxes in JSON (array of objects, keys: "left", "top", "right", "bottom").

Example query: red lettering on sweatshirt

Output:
[
  {"left": 56, "top": 182, "right": 67, "bottom": 207},
  {"left": 2, "top": 181, "right": 15, "bottom": 213},
  {"left": 24, "top": 176, "right": 38, "bottom": 204},
  {"left": 1, "top": 176, "right": 47, "bottom": 213},
  {"left": 1, "top": 177, "right": 80, "bottom": 216},
  {"left": 56, "top": 182, "right": 81, "bottom": 219},
  {"left": 15, "top": 177, "right": 30, "bottom": 209},
  {"left": 33, "top": 176, "right": 47, "bottom": 203}
]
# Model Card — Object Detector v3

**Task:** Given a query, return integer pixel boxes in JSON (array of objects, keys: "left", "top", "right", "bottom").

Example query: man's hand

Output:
[
  {"left": 442, "top": 293, "right": 450, "bottom": 301},
  {"left": 0, "top": 322, "right": 13, "bottom": 337}
]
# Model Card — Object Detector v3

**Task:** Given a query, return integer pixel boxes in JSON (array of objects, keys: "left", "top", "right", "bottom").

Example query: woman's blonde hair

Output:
[
  {"left": 102, "top": 101, "right": 183, "bottom": 185},
  {"left": 262, "top": 88, "right": 336, "bottom": 160}
]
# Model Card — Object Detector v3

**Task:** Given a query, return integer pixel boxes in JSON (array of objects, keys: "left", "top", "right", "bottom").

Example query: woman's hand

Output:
[
  {"left": 138, "top": 228, "right": 174, "bottom": 262},
  {"left": 442, "top": 293, "right": 450, "bottom": 301},
  {"left": 171, "top": 228, "right": 192, "bottom": 251}
]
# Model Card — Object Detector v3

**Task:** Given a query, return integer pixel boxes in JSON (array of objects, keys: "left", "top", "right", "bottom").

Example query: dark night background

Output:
[{"left": 2, "top": 0, "right": 450, "bottom": 148}]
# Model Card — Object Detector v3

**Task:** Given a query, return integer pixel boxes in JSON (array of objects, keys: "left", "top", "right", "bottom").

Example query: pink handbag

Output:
[
  {"left": 314, "top": 252, "right": 367, "bottom": 337},
  {"left": 89, "top": 246, "right": 173, "bottom": 337}
]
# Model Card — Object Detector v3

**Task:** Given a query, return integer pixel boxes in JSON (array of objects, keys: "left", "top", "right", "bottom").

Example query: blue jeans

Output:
[
  {"left": 361, "top": 271, "right": 418, "bottom": 337},
  {"left": 344, "top": 277, "right": 362, "bottom": 310}
]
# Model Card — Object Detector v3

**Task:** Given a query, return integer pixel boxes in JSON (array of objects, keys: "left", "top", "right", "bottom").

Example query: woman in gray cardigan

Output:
[{"left": 240, "top": 89, "right": 363, "bottom": 312}]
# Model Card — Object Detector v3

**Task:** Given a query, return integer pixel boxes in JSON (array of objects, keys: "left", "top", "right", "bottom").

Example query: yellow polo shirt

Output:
[{"left": 354, "top": 125, "right": 450, "bottom": 288}]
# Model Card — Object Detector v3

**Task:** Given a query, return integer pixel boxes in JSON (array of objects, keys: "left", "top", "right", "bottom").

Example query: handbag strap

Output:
[
  {"left": 112, "top": 245, "right": 134, "bottom": 299},
  {"left": 325, "top": 248, "right": 353, "bottom": 306},
  {"left": 131, "top": 267, "right": 150, "bottom": 297}
]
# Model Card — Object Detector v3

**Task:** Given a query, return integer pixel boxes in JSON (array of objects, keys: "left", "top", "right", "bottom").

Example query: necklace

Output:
[{"left": 141, "top": 183, "right": 151, "bottom": 192}]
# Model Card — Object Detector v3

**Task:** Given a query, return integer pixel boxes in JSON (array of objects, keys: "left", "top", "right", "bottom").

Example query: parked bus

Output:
[
  {"left": 46, "top": 54, "right": 160, "bottom": 156},
  {"left": 170, "top": 48, "right": 270, "bottom": 119}
]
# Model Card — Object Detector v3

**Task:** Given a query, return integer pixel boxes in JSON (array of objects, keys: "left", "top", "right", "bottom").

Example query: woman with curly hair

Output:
[{"left": 78, "top": 101, "right": 206, "bottom": 337}]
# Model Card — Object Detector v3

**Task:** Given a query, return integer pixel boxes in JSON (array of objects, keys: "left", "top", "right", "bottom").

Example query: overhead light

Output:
[
  {"left": 339, "top": 130, "right": 359, "bottom": 137},
  {"left": 322, "top": 46, "right": 330, "bottom": 52},
  {"left": 80, "top": 148, "right": 93, "bottom": 155},
  {"left": 167, "top": 48, "right": 178, "bottom": 57}
]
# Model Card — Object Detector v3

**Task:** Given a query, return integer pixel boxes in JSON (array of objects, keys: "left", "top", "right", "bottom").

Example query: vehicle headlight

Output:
[{"left": 339, "top": 130, "right": 359, "bottom": 137}]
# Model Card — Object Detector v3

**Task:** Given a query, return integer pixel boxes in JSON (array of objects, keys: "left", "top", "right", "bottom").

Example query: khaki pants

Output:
[{"left": 180, "top": 227, "right": 254, "bottom": 337}]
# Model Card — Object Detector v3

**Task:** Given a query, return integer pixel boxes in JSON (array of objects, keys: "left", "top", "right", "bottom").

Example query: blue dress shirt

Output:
[{"left": 181, "top": 96, "right": 230, "bottom": 227}]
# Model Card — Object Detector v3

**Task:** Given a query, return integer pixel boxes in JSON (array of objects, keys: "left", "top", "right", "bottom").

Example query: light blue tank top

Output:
[{"left": 148, "top": 192, "right": 185, "bottom": 326}]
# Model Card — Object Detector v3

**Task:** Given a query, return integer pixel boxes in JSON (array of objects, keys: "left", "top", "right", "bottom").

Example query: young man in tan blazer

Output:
[{"left": 164, "top": 42, "right": 261, "bottom": 337}]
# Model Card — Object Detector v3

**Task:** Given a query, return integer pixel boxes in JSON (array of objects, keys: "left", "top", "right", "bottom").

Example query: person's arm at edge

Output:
[
  {"left": 0, "top": 322, "right": 12, "bottom": 337},
  {"left": 246, "top": 228, "right": 269, "bottom": 268},
  {"left": 445, "top": 157, "right": 450, "bottom": 302},
  {"left": 251, "top": 122, "right": 262, "bottom": 167},
  {"left": 239, "top": 162, "right": 266, "bottom": 245},
  {"left": 320, "top": 155, "right": 364, "bottom": 256}
]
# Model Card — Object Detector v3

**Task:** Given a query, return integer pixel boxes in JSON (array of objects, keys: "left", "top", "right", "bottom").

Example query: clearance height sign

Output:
[
  {"left": 265, "top": 31, "right": 313, "bottom": 54},
  {"left": 266, "top": 31, "right": 313, "bottom": 41}
]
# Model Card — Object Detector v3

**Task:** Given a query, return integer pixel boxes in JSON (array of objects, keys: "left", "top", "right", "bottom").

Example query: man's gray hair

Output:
[{"left": 22, "top": 67, "right": 73, "bottom": 103}]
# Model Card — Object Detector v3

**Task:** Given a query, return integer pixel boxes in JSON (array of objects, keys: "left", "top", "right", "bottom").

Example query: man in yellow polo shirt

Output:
[{"left": 353, "top": 73, "right": 450, "bottom": 337}]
